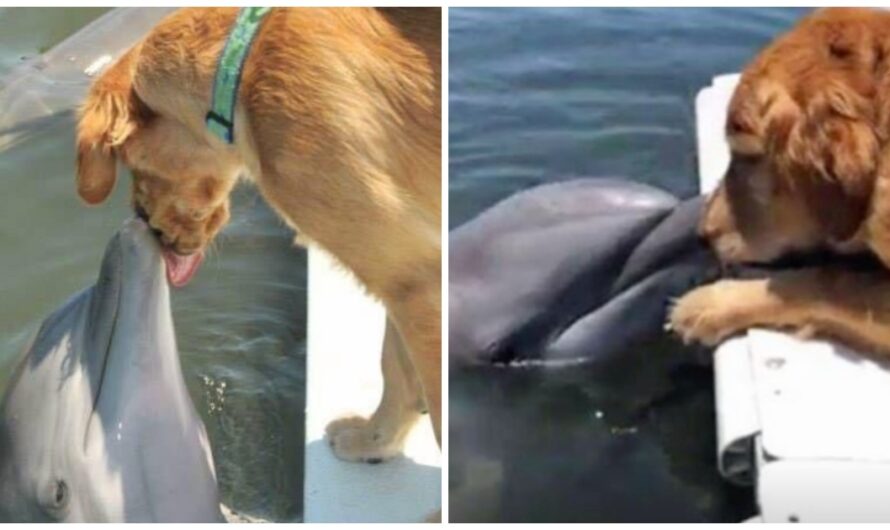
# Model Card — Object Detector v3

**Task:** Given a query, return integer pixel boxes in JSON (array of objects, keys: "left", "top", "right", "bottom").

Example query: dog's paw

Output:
[
  {"left": 668, "top": 284, "right": 741, "bottom": 346},
  {"left": 325, "top": 415, "right": 404, "bottom": 464}
]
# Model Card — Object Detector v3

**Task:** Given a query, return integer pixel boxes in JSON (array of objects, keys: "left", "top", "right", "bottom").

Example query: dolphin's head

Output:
[{"left": 0, "top": 219, "right": 221, "bottom": 522}]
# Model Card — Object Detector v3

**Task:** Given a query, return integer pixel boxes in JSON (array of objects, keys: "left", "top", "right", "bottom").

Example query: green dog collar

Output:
[{"left": 206, "top": 7, "right": 271, "bottom": 144}]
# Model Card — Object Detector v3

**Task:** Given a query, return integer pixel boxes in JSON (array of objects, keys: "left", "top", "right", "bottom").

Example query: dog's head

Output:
[
  {"left": 75, "top": 49, "right": 239, "bottom": 262},
  {"left": 702, "top": 8, "right": 890, "bottom": 265}
]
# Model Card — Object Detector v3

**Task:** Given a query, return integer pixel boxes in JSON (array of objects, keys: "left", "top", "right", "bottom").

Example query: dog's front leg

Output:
[
  {"left": 326, "top": 318, "right": 426, "bottom": 463},
  {"left": 669, "top": 268, "right": 890, "bottom": 356}
]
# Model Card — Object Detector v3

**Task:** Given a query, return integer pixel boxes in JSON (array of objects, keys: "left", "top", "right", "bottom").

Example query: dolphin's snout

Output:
[
  {"left": 120, "top": 217, "right": 161, "bottom": 252},
  {"left": 120, "top": 216, "right": 152, "bottom": 237},
  {"left": 110, "top": 217, "right": 166, "bottom": 285}
]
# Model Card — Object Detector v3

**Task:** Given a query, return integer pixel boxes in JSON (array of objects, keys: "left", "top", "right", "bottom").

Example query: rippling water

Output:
[
  {"left": 449, "top": 7, "right": 809, "bottom": 522},
  {"left": 450, "top": 7, "right": 809, "bottom": 227},
  {"left": 0, "top": 8, "right": 304, "bottom": 521}
]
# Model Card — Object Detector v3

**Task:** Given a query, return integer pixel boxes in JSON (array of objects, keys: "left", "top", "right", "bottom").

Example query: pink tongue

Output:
[{"left": 161, "top": 249, "right": 205, "bottom": 288}]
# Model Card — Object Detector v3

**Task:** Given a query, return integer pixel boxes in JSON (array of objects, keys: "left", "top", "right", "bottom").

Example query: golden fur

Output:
[
  {"left": 671, "top": 8, "right": 890, "bottom": 355},
  {"left": 76, "top": 7, "right": 441, "bottom": 476}
]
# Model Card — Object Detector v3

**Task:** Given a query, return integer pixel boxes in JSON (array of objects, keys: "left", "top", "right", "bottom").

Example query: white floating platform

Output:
[
  {"left": 304, "top": 248, "right": 440, "bottom": 523},
  {"left": 697, "top": 75, "right": 890, "bottom": 523}
]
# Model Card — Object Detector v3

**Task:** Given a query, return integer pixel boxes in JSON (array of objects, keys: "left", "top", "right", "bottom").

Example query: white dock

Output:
[{"left": 304, "top": 248, "right": 441, "bottom": 523}]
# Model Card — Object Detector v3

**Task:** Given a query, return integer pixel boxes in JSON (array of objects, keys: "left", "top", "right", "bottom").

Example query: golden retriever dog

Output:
[
  {"left": 670, "top": 8, "right": 890, "bottom": 355},
  {"left": 76, "top": 7, "right": 441, "bottom": 475}
]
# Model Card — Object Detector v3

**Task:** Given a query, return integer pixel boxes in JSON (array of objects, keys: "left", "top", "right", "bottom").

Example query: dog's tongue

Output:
[{"left": 162, "top": 249, "right": 204, "bottom": 288}]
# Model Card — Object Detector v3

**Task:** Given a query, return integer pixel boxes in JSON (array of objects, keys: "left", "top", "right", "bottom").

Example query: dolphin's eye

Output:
[
  {"left": 53, "top": 480, "right": 68, "bottom": 508},
  {"left": 39, "top": 478, "right": 70, "bottom": 518},
  {"left": 43, "top": 479, "right": 68, "bottom": 512}
]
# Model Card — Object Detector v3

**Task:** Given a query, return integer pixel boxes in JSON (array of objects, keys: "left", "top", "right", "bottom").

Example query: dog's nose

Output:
[
  {"left": 698, "top": 222, "right": 717, "bottom": 240},
  {"left": 134, "top": 206, "right": 164, "bottom": 239},
  {"left": 134, "top": 204, "right": 150, "bottom": 222}
]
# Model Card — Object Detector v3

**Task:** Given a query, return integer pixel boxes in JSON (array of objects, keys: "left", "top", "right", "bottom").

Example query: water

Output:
[
  {"left": 449, "top": 7, "right": 809, "bottom": 522},
  {"left": 0, "top": 8, "right": 304, "bottom": 521},
  {"left": 450, "top": 7, "right": 809, "bottom": 227}
]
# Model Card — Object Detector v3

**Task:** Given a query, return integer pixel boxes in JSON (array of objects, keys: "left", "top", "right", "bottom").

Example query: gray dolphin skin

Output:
[
  {"left": 448, "top": 178, "right": 751, "bottom": 523},
  {"left": 449, "top": 177, "right": 717, "bottom": 366},
  {"left": 0, "top": 218, "right": 223, "bottom": 522}
]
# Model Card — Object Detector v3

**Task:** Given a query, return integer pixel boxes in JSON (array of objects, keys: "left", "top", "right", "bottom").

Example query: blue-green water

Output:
[
  {"left": 449, "top": 7, "right": 809, "bottom": 522},
  {"left": 0, "top": 8, "right": 304, "bottom": 521}
]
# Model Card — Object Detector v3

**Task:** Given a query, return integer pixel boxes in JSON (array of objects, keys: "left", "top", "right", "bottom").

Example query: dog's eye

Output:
[
  {"left": 728, "top": 116, "right": 748, "bottom": 135},
  {"left": 734, "top": 153, "right": 761, "bottom": 167},
  {"left": 829, "top": 41, "right": 853, "bottom": 60}
]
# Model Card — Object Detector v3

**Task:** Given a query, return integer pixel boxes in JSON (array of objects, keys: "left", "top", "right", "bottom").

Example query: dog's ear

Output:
[
  {"left": 781, "top": 81, "right": 879, "bottom": 241},
  {"left": 75, "top": 51, "right": 144, "bottom": 205},
  {"left": 727, "top": 80, "right": 802, "bottom": 158}
]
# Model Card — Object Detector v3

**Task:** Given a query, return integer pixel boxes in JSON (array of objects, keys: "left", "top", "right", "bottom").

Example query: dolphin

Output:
[
  {"left": 448, "top": 178, "right": 752, "bottom": 522},
  {"left": 449, "top": 177, "right": 718, "bottom": 366},
  {"left": 0, "top": 218, "right": 224, "bottom": 522}
]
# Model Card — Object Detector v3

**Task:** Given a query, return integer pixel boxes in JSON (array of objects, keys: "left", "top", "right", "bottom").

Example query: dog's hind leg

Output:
[
  {"left": 385, "top": 268, "right": 442, "bottom": 448},
  {"left": 326, "top": 318, "right": 426, "bottom": 463}
]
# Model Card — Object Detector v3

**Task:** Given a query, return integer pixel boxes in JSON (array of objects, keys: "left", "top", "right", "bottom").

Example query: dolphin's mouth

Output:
[{"left": 134, "top": 206, "right": 204, "bottom": 287}]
